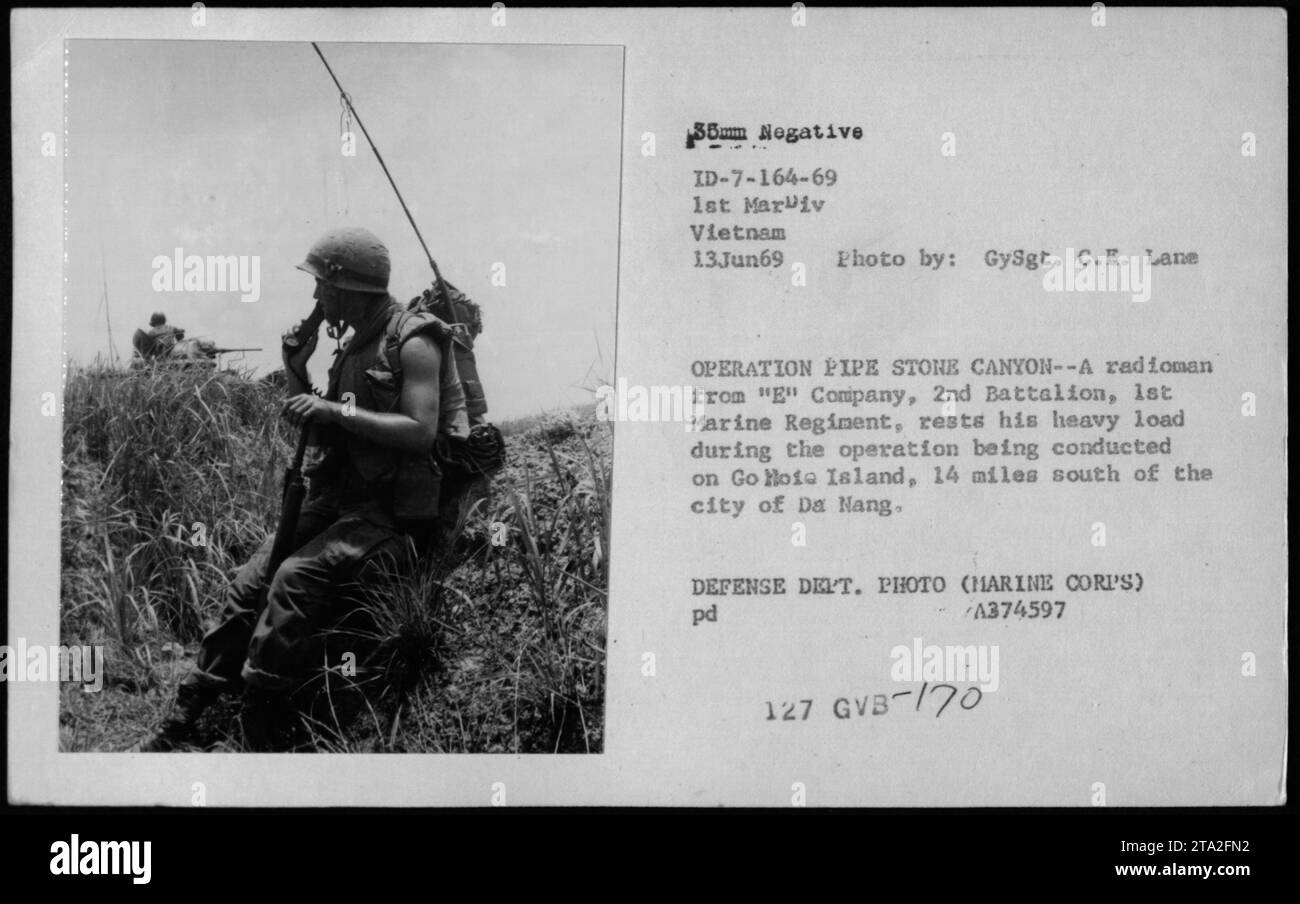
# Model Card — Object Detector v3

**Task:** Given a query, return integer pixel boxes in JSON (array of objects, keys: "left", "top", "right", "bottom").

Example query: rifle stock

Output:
[{"left": 267, "top": 426, "right": 311, "bottom": 579}]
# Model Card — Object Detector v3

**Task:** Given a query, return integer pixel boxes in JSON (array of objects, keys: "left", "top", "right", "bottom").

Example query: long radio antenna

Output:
[{"left": 310, "top": 42, "right": 447, "bottom": 296}]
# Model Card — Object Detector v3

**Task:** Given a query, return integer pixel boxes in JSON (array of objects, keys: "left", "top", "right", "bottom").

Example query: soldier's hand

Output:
[
  {"left": 282, "top": 393, "right": 335, "bottom": 428},
  {"left": 282, "top": 326, "right": 319, "bottom": 366}
]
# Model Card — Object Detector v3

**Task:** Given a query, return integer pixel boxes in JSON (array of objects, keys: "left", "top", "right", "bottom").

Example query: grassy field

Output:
[{"left": 59, "top": 363, "right": 610, "bottom": 753}]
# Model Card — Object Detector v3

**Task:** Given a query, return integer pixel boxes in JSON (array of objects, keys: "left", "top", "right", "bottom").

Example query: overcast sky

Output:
[{"left": 66, "top": 40, "right": 622, "bottom": 421}]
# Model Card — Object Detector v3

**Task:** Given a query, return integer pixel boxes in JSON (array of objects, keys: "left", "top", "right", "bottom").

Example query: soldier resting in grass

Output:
[{"left": 142, "top": 227, "right": 485, "bottom": 751}]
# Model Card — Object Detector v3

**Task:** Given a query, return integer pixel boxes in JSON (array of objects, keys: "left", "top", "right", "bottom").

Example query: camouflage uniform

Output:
[{"left": 185, "top": 297, "right": 472, "bottom": 694}]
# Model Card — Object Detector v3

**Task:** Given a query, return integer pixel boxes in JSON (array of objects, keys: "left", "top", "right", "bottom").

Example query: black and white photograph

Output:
[
  {"left": 56, "top": 39, "right": 621, "bottom": 754},
  {"left": 3, "top": 8, "right": 1291, "bottom": 879}
]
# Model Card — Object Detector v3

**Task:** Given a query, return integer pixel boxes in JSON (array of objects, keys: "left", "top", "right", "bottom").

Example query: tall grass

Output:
[
  {"left": 502, "top": 427, "right": 610, "bottom": 752},
  {"left": 62, "top": 365, "right": 289, "bottom": 644},
  {"left": 60, "top": 363, "right": 610, "bottom": 753}
]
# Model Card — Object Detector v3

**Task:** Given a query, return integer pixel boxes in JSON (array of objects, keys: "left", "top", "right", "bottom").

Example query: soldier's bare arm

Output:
[{"left": 282, "top": 335, "right": 441, "bottom": 456}]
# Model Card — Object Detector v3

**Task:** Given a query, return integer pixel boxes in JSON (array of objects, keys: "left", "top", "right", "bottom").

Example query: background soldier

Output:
[
  {"left": 133, "top": 311, "right": 186, "bottom": 361},
  {"left": 143, "top": 227, "right": 466, "bottom": 751}
]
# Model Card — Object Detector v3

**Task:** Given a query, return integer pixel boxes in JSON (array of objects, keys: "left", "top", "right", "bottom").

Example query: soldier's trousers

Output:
[{"left": 186, "top": 498, "right": 413, "bottom": 694}]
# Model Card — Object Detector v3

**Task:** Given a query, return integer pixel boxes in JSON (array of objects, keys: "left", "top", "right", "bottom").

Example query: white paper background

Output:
[{"left": 9, "top": 7, "right": 1287, "bottom": 806}]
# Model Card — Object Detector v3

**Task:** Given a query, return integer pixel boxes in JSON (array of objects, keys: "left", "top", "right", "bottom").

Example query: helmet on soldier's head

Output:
[
  {"left": 295, "top": 227, "right": 391, "bottom": 294},
  {"left": 150, "top": 312, "right": 166, "bottom": 327}
]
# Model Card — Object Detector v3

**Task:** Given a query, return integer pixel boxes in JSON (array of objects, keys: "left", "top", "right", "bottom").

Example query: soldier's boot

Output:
[
  {"left": 139, "top": 683, "right": 218, "bottom": 752},
  {"left": 240, "top": 688, "right": 300, "bottom": 752}
]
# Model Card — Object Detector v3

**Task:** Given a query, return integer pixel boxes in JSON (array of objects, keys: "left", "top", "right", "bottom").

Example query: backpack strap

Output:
[
  {"left": 381, "top": 310, "right": 471, "bottom": 438},
  {"left": 383, "top": 309, "right": 452, "bottom": 380},
  {"left": 382, "top": 310, "right": 411, "bottom": 382}
]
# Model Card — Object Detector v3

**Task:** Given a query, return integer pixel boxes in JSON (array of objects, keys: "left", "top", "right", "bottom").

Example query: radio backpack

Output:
[{"left": 382, "top": 279, "right": 506, "bottom": 481}]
